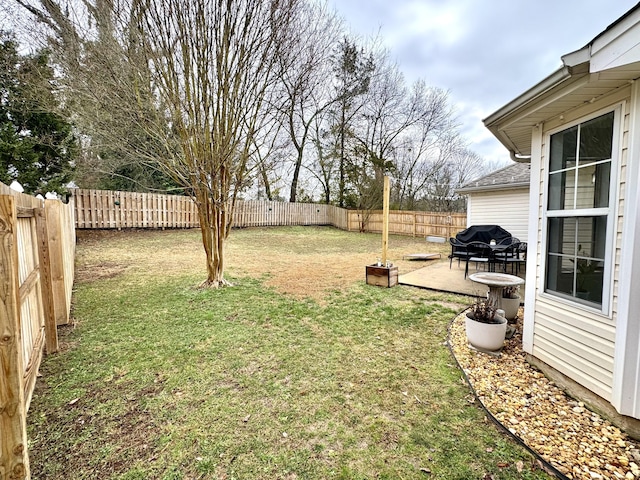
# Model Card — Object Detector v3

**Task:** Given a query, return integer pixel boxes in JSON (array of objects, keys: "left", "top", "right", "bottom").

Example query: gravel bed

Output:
[{"left": 449, "top": 310, "right": 640, "bottom": 480}]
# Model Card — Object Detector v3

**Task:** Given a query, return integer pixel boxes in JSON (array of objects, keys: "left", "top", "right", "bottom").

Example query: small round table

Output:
[{"left": 468, "top": 272, "right": 525, "bottom": 308}]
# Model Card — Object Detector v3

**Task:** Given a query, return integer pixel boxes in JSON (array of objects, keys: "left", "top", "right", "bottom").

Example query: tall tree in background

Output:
[
  {"left": 308, "top": 111, "right": 335, "bottom": 203},
  {"left": 249, "top": 116, "right": 288, "bottom": 201},
  {"left": 424, "top": 147, "right": 484, "bottom": 211},
  {"left": 9, "top": 0, "right": 492, "bottom": 218},
  {"left": 390, "top": 87, "right": 460, "bottom": 210},
  {"left": 328, "top": 37, "right": 375, "bottom": 207},
  {"left": 0, "top": 32, "right": 76, "bottom": 194},
  {"left": 275, "top": 2, "right": 340, "bottom": 203},
  {"left": 10, "top": 0, "right": 184, "bottom": 193},
  {"left": 351, "top": 62, "right": 450, "bottom": 212}
]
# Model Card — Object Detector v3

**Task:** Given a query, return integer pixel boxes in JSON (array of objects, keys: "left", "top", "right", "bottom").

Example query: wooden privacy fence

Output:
[
  {"left": 72, "top": 188, "right": 350, "bottom": 230},
  {"left": 0, "top": 182, "right": 75, "bottom": 479},
  {"left": 233, "top": 200, "right": 348, "bottom": 230},
  {"left": 71, "top": 189, "right": 463, "bottom": 238},
  {"left": 74, "top": 189, "right": 198, "bottom": 229},
  {"left": 347, "top": 209, "right": 467, "bottom": 239},
  {"left": 1, "top": 187, "right": 461, "bottom": 477}
]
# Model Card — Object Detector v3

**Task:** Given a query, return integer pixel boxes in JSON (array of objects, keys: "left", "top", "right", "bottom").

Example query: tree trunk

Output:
[
  {"left": 338, "top": 107, "right": 346, "bottom": 208},
  {"left": 289, "top": 147, "right": 303, "bottom": 202},
  {"left": 196, "top": 191, "right": 228, "bottom": 288},
  {"left": 259, "top": 163, "right": 273, "bottom": 200}
]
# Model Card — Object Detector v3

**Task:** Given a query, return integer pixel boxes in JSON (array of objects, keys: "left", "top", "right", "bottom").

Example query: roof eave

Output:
[
  {"left": 483, "top": 66, "right": 574, "bottom": 128},
  {"left": 561, "top": 45, "right": 592, "bottom": 68}
]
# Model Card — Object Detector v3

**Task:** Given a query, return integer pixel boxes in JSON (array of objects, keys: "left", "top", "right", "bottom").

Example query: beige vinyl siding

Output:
[
  {"left": 467, "top": 188, "right": 529, "bottom": 240},
  {"left": 533, "top": 300, "right": 617, "bottom": 399},
  {"left": 531, "top": 88, "right": 630, "bottom": 403},
  {"left": 614, "top": 110, "right": 630, "bottom": 317}
]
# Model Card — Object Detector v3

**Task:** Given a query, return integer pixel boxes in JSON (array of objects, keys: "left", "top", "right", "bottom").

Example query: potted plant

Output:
[
  {"left": 465, "top": 298, "right": 507, "bottom": 351},
  {"left": 500, "top": 285, "right": 521, "bottom": 322},
  {"left": 573, "top": 245, "right": 600, "bottom": 300},
  {"left": 576, "top": 258, "right": 598, "bottom": 300}
]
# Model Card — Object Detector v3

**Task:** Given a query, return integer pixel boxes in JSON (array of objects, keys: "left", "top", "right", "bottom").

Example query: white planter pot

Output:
[
  {"left": 465, "top": 313, "right": 507, "bottom": 351},
  {"left": 499, "top": 295, "right": 521, "bottom": 321}
]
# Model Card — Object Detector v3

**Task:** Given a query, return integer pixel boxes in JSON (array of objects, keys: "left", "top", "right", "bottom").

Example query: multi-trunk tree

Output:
[
  {"left": 136, "top": 0, "right": 304, "bottom": 286},
  {"left": 13, "top": 0, "right": 304, "bottom": 287}
]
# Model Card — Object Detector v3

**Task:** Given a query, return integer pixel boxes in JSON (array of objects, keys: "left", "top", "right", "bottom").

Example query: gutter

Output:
[
  {"left": 484, "top": 64, "right": 586, "bottom": 163},
  {"left": 456, "top": 182, "right": 530, "bottom": 195},
  {"left": 511, "top": 150, "right": 531, "bottom": 163}
]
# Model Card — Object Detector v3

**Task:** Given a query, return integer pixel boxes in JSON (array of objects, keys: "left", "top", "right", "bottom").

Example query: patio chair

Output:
[
  {"left": 504, "top": 241, "right": 527, "bottom": 275},
  {"left": 492, "top": 237, "right": 521, "bottom": 272},
  {"left": 449, "top": 237, "right": 473, "bottom": 268},
  {"left": 464, "top": 241, "right": 493, "bottom": 278}
]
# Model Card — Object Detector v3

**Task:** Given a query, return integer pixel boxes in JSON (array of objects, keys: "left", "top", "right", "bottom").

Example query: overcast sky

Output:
[{"left": 332, "top": 0, "right": 639, "bottom": 165}]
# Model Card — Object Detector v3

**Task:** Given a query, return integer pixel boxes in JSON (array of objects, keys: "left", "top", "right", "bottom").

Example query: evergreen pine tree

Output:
[{"left": 0, "top": 32, "right": 77, "bottom": 195}]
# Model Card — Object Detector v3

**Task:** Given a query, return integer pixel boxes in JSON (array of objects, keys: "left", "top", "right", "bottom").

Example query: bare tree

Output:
[
  {"left": 141, "top": 0, "right": 304, "bottom": 286},
  {"left": 13, "top": 0, "right": 303, "bottom": 287},
  {"left": 352, "top": 62, "right": 447, "bottom": 209},
  {"left": 12, "top": 0, "right": 495, "bottom": 225},
  {"left": 249, "top": 119, "right": 287, "bottom": 201},
  {"left": 272, "top": 1, "right": 342, "bottom": 203},
  {"left": 354, "top": 56, "right": 409, "bottom": 177},
  {"left": 420, "top": 146, "right": 486, "bottom": 212},
  {"left": 306, "top": 110, "right": 335, "bottom": 203},
  {"left": 391, "top": 86, "right": 458, "bottom": 210}
]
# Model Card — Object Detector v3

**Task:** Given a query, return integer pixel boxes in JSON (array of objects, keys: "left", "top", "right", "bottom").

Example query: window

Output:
[{"left": 545, "top": 111, "right": 616, "bottom": 308}]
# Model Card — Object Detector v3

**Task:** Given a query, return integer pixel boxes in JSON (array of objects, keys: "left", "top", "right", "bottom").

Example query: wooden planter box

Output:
[{"left": 366, "top": 264, "right": 399, "bottom": 288}]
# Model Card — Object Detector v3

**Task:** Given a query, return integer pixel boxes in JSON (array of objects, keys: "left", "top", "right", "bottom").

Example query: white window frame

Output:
[{"left": 540, "top": 104, "right": 622, "bottom": 316}]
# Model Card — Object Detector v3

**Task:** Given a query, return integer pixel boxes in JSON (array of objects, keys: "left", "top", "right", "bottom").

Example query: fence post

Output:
[
  {"left": 35, "top": 207, "right": 58, "bottom": 354},
  {"left": 45, "top": 201, "right": 68, "bottom": 326},
  {"left": 412, "top": 212, "right": 416, "bottom": 237},
  {"left": 0, "top": 195, "right": 30, "bottom": 479}
]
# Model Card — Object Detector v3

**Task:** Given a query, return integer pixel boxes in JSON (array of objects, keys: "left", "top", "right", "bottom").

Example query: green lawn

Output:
[{"left": 28, "top": 227, "right": 551, "bottom": 479}]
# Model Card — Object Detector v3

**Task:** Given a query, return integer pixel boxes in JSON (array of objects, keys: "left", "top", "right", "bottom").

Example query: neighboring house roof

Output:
[
  {"left": 483, "top": 2, "right": 640, "bottom": 159},
  {"left": 456, "top": 162, "right": 530, "bottom": 194}
]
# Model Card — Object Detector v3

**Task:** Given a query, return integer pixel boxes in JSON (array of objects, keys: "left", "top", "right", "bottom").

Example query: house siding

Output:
[
  {"left": 612, "top": 78, "right": 640, "bottom": 418},
  {"left": 530, "top": 88, "right": 630, "bottom": 403},
  {"left": 467, "top": 188, "right": 529, "bottom": 240}
]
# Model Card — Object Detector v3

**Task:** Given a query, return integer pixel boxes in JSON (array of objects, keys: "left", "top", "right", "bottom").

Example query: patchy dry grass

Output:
[
  {"left": 27, "top": 227, "right": 551, "bottom": 479},
  {"left": 73, "top": 226, "right": 451, "bottom": 300}
]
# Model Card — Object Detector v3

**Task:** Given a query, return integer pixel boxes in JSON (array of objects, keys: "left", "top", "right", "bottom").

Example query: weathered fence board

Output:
[
  {"left": 44, "top": 200, "right": 75, "bottom": 326},
  {"left": 0, "top": 182, "right": 76, "bottom": 479},
  {"left": 0, "top": 195, "right": 31, "bottom": 479},
  {"left": 35, "top": 207, "right": 57, "bottom": 354},
  {"left": 231, "top": 200, "right": 336, "bottom": 227}
]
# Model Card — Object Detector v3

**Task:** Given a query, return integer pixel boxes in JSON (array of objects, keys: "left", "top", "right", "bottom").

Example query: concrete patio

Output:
[{"left": 398, "top": 256, "right": 527, "bottom": 300}]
